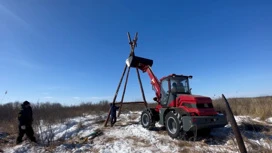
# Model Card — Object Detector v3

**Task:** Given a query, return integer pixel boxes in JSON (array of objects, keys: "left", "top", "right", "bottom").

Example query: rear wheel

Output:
[
  {"left": 165, "top": 111, "right": 182, "bottom": 138},
  {"left": 140, "top": 110, "right": 155, "bottom": 129}
]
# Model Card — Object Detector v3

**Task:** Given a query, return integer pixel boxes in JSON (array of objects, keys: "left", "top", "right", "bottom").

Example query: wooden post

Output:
[
  {"left": 117, "top": 67, "right": 131, "bottom": 117},
  {"left": 136, "top": 68, "right": 148, "bottom": 108},
  {"left": 104, "top": 64, "right": 127, "bottom": 127},
  {"left": 222, "top": 94, "right": 247, "bottom": 153}
]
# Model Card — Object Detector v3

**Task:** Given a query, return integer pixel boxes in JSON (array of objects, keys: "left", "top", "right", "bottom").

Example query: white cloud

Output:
[{"left": 73, "top": 97, "right": 80, "bottom": 100}]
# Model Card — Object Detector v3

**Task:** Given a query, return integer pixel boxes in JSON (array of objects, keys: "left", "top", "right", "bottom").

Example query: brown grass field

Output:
[
  {"left": 0, "top": 96, "right": 271, "bottom": 134},
  {"left": 212, "top": 96, "right": 272, "bottom": 120}
]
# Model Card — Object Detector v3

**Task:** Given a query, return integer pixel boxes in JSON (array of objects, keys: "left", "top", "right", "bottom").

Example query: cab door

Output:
[{"left": 159, "top": 78, "right": 172, "bottom": 107}]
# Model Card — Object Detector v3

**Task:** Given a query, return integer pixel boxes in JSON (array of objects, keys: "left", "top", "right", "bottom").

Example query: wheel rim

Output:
[
  {"left": 142, "top": 113, "right": 149, "bottom": 126},
  {"left": 167, "top": 116, "right": 177, "bottom": 134}
]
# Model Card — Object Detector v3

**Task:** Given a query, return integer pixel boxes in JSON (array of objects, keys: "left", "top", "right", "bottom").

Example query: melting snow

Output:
[
  {"left": 266, "top": 117, "right": 272, "bottom": 124},
  {"left": 1, "top": 112, "right": 272, "bottom": 153}
]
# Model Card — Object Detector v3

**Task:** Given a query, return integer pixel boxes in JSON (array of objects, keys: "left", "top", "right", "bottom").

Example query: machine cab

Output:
[{"left": 159, "top": 74, "right": 192, "bottom": 107}]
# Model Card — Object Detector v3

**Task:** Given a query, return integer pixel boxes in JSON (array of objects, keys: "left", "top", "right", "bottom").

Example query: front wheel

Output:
[
  {"left": 165, "top": 111, "right": 182, "bottom": 138},
  {"left": 140, "top": 110, "right": 155, "bottom": 129}
]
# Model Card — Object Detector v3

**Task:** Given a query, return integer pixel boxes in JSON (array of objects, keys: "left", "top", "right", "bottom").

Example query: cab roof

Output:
[{"left": 159, "top": 73, "right": 193, "bottom": 82}]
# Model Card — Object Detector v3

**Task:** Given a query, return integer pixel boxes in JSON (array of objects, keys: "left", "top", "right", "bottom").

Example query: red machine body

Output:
[
  {"left": 128, "top": 56, "right": 219, "bottom": 117},
  {"left": 143, "top": 66, "right": 217, "bottom": 115}
]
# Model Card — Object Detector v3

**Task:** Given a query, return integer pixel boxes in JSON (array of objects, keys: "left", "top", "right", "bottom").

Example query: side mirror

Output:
[{"left": 153, "top": 97, "right": 158, "bottom": 102}]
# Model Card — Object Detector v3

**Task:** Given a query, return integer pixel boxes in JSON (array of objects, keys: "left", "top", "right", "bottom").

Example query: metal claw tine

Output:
[
  {"left": 127, "top": 32, "right": 132, "bottom": 43},
  {"left": 134, "top": 32, "right": 138, "bottom": 42},
  {"left": 132, "top": 32, "right": 138, "bottom": 48}
]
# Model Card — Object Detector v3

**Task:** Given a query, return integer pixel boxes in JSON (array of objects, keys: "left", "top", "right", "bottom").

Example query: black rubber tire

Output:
[
  {"left": 165, "top": 111, "right": 181, "bottom": 138},
  {"left": 140, "top": 110, "right": 155, "bottom": 129}
]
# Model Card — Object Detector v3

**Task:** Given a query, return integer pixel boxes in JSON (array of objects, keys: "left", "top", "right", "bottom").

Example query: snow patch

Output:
[{"left": 266, "top": 117, "right": 272, "bottom": 124}]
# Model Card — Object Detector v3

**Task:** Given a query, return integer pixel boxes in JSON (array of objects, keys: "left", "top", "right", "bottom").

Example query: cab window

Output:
[{"left": 160, "top": 79, "right": 169, "bottom": 105}]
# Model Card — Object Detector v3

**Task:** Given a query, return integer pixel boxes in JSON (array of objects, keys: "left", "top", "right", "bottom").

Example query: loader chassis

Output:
[{"left": 140, "top": 74, "right": 228, "bottom": 139}]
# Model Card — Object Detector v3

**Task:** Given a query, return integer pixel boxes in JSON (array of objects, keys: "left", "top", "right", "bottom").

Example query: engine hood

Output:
[
  {"left": 177, "top": 94, "right": 217, "bottom": 116},
  {"left": 177, "top": 94, "right": 212, "bottom": 103}
]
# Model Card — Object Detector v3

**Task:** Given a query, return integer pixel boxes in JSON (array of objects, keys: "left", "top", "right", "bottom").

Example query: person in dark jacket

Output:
[
  {"left": 110, "top": 103, "right": 119, "bottom": 127},
  {"left": 16, "top": 101, "right": 37, "bottom": 144}
]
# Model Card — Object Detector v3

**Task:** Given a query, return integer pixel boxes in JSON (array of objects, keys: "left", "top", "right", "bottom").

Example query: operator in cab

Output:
[{"left": 171, "top": 82, "right": 185, "bottom": 93}]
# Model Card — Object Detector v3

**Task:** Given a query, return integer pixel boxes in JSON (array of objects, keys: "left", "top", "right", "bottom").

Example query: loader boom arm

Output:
[
  {"left": 126, "top": 55, "right": 161, "bottom": 102},
  {"left": 138, "top": 65, "right": 161, "bottom": 102}
]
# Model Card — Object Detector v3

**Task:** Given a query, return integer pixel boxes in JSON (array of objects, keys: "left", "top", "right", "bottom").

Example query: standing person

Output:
[
  {"left": 110, "top": 103, "right": 119, "bottom": 127},
  {"left": 16, "top": 101, "right": 37, "bottom": 144}
]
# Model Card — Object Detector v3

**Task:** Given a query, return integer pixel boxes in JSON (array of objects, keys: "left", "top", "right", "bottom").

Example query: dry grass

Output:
[
  {"left": 239, "top": 121, "right": 271, "bottom": 133},
  {"left": 212, "top": 96, "right": 272, "bottom": 120},
  {"left": 0, "top": 101, "right": 110, "bottom": 134},
  {"left": 127, "top": 113, "right": 140, "bottom": 120},
  {"left": 102, "top": 136, "right": 118, "bottom": 144},
  {"left": 125, "top": 136, "right": 151, "bottom": 147},
  {"left": 241, "top": 136, "right": 272, "bottom": 153},
  {"left": 240, "top": 120, "right": 272, "bottom": 153},
  {"left": 90, "top": 148, "right": 100, "bottom": 153},
  {"left": 174, "top": 139, "right": 193, "bottom": 147},
  {"left": 157, "top": 129, "right": 168, "bottom": 136}
]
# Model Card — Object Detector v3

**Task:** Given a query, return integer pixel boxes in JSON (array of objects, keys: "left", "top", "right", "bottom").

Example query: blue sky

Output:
[{"left": 1, "top": 0, "right": 272, "bottom": 105}]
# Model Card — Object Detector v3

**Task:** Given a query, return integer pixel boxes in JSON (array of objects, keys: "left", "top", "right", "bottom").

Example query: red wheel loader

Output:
[{"left": 126, "top": 55, "right": 228, "bottom": 140}]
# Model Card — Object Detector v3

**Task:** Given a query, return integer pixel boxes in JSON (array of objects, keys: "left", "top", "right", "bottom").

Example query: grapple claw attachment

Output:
[{"left": 126, "top": 55, "right": 153, "bottom": 68}]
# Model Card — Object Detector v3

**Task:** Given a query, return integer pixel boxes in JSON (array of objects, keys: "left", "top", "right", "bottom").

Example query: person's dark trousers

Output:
[
  {"left": 110, "top": 116, "right": 117, "bottom": 127},
  {"left": 16, "top": 125, "right": 36, "bottom": 144}
]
